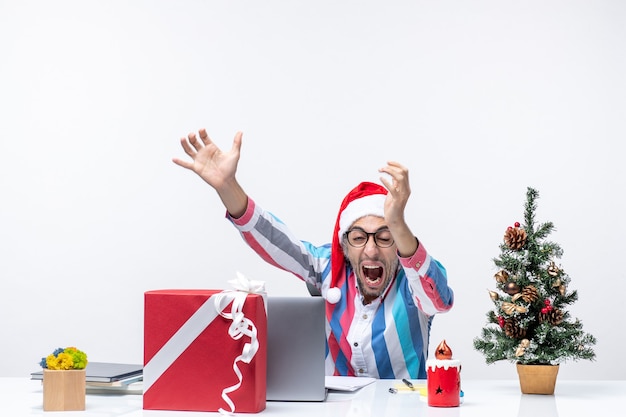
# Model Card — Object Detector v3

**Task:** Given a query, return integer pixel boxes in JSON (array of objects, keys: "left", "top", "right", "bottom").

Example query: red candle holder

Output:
[
  {"left": 426, "top": 359, "right": 461, "bottom": 407},
  {"left": 426, "top": 340, "right": 461, "bottom": 407}
]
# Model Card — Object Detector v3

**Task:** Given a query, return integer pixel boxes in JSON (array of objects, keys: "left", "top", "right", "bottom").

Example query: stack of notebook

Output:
[{"left": 31, "top": 362, "right": 143, "bottom": 394}]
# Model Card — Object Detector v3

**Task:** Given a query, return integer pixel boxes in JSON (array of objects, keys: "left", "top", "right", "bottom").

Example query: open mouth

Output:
[{"left": 362, "top": 265, "right": 384, "bottom": 287}]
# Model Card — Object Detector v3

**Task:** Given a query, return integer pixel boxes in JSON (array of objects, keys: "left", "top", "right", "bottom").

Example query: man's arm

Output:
[
  {"left": 378, "top": 161, "right": 418, "bottom": 257},
  {"left": 380, "top": 161, "right": 454, "bottom": 314}
]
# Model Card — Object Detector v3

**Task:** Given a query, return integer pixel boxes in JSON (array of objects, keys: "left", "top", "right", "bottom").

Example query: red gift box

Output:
[{"left": 143, "top": 289, "right": 267, "bottom": 413}]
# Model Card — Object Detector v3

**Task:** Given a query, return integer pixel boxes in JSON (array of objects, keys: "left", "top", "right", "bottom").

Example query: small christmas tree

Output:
[{"left": 473, "top": 187, "right": 596, "bottom": 365}]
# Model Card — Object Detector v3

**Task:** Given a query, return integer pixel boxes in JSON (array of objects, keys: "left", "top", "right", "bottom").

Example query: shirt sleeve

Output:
[
  {"left": 226, "top": 197, "right": 330, "bottom": 291},
  {"left": 399, "top": 242, "right": 454, "bottom": 316}
]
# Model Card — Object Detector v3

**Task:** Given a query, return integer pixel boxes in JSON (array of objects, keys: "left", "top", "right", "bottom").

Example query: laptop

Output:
[{"left": 266, "top": 296, "right": 327, "bottom": 401}]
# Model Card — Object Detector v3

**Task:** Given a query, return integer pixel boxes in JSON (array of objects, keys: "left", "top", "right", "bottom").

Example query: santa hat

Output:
[{"left": 326, "top": 182, "right": 388, "bottom": 304}]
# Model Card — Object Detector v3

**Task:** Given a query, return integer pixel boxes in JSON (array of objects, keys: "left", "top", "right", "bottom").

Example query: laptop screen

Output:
[{"left": 266, "top": 296, "right": 327, "bottom": 401}]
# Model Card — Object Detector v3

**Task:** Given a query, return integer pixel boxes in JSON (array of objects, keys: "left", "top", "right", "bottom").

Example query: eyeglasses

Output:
[{"left": 345, "top": 229, "right": 394, "bottom": 248}]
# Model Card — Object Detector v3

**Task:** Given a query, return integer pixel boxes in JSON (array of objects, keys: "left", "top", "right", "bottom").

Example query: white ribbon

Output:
[
  {"left": 214, "top": 272, "right": 266, "bottom": 415},
  {"left": 228, "top": 271, "right": 266, "bottom": 294},
  {"left": 143, "top": 272, "right": 266, "bottom": 415}
]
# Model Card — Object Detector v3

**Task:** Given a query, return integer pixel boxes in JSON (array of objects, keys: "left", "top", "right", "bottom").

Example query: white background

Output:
[{"left": 1, "top": 0, "right": 624, "bottom": 380}]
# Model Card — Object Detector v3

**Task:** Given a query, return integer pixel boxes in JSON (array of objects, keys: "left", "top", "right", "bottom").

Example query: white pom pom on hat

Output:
[
  {"left": 326, "top": 287, "right": 342, "bottom": 304},
  {"left": 327, "top": 182, "right": 387, "bottom": 304}
]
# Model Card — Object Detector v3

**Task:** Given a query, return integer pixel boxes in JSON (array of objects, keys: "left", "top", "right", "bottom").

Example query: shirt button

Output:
[
  {"left": 358, "top": 368, "right": 364, "bottom": 374},
  {"left": 353, "top": 342, "right": 359, "bottom": 347},
  {"left": 362, "top": 314, "right": 368, "bottom": 319}
]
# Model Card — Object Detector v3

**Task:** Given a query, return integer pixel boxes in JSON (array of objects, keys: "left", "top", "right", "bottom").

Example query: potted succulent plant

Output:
[
  {"left": 473, "top": 187, "right": 596, "bottom": 394},
  {"left": 39, "top": 346, "right": 88, "bottom": 411}
]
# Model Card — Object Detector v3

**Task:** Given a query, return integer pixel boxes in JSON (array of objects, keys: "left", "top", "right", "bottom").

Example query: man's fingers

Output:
[
  {"left": 198, "top": 128, "right": 212, "bottom": 145},
  {"left": 172, "top": 157, "right": 192, "bottom": 170},
  {"left": 231, "top": 131, "right": 243, "bottom": 153},
  {"left": 180, "top": 136, "right": 197, "bottom": 157},
  {"left": 187, "top": 133, "right": 205, "bottom": 152}
]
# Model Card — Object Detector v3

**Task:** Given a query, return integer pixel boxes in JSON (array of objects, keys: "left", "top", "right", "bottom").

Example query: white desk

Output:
[{"left": 3, "top": 378, "right": 624, "bottom": 416}]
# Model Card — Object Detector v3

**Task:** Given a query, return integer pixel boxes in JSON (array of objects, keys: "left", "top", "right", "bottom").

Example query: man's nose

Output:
[{"left": 363, "top": 236, "right": 381, "bottom": 253}]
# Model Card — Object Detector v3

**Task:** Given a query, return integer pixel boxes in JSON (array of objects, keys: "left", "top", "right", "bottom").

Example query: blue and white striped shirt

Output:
[{"left": 228, "top": 198, "right": 454, "bottom": 379}]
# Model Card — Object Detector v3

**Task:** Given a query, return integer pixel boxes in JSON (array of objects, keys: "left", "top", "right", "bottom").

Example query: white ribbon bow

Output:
[
  {"left": 214, "top": 272, "right": 266, "bottom": 415},
  {"left": 228, "top": 271, "right": 266, "bottom": 294}
]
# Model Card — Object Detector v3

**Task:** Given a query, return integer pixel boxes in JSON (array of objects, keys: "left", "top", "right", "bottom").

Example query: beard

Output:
[{"left": 353, "top": 256, "right": 399, "bottom": 304}]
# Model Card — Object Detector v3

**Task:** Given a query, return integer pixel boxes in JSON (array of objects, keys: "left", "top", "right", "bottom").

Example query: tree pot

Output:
[
  {"left": 516, "top": 363, "right": 559, "bottom": 395},
  {"left": 43, "top": 368, "right": 86, "bottom": 411}
]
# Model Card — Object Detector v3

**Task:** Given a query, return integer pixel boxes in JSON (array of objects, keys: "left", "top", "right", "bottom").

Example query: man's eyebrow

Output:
[{"left": 348, "top": 226, "right": 390, "bottom": 233}]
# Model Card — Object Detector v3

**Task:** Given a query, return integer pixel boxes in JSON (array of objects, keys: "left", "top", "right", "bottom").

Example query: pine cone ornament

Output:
[
  {"left": 520, "top": 285, "right": 539, "bottom": 303},
  {"left": 539, "top": 308, "right": 564, "bottom": 325},
  {"left": 504, "top": 226, "right": 527, "bottom": 250},
  {"left": 503, "top": 318, "right": 527, "bottom": 339}
]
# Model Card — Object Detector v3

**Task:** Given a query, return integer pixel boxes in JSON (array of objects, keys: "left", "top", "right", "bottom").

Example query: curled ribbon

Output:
[{"left": 214, "top": 272, "right": 266, "bottom": 415}]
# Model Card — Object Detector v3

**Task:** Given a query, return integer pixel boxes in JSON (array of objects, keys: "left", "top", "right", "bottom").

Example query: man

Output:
[{"left": 173, "top": 129, "right": 454, "bottom": 379}]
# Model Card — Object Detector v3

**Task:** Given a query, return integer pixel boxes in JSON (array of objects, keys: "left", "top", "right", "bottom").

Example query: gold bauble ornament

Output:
[
  {"left": 504, "top": 281, "right": 521, "bottom": 295},
  {"left": 488, "top": 290, "right": 499, "bottom": 301}
]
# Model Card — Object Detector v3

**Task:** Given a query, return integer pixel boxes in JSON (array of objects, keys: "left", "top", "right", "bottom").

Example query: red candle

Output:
[{"left": 426, "top": 340, "right": 461, "bottom": 407}]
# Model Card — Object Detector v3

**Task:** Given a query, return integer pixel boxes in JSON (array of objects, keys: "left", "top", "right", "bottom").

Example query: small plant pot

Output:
[
  {"left": 516, "top": 363, "right": 559, "bottom": 395},
  {"left": 43, "top": 369, "right": 86, "bottom": 411}
]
